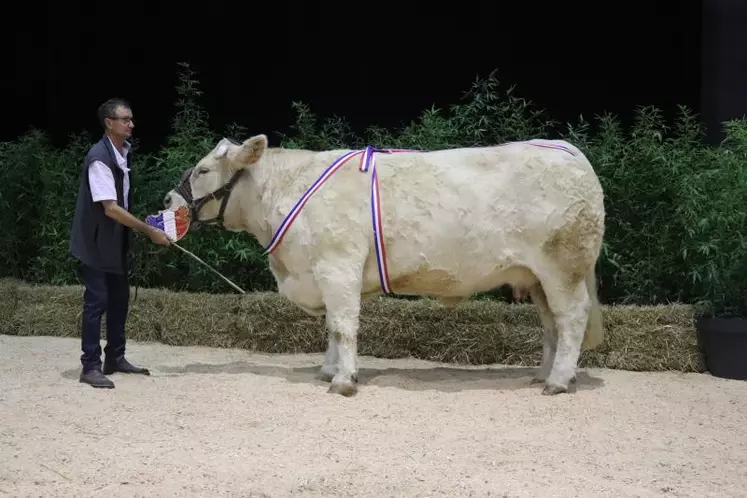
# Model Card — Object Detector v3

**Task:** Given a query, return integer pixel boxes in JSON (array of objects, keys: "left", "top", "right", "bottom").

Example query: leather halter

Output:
[{"left": 174, "top": 167, "right": 246, "bottom": 231}]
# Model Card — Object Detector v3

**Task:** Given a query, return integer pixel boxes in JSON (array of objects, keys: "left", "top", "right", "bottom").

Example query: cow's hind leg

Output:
[
  {"left": 529, "top": 282, "right": 577, "bottom": 386},
  {"left": 529, "top": 282, "right": 558, "bottom": 384},
  {"left": 539, "top": 273, "right": 590, "bottom": 395},
  {"left": 313, "top": 260, "right": 363, "bottom": 397}
]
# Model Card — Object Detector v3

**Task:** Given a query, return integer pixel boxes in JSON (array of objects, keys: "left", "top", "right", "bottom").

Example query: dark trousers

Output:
[{"left": 78, "top": 264, "right": 130, "bottom": 371}]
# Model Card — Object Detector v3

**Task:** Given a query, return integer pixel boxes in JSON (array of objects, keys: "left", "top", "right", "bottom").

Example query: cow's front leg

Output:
[
  {"left": 314, "top": 261, "right": 363, "bottom": 397},
  {"left": 323, "top": 298, "right": 361, "bottom": 396},
  {"left": 318, "top": 333, "right": 339, "bottom": 382}
]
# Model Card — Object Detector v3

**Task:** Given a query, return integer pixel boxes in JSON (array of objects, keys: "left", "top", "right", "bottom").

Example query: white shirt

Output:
[{"left": 88, "top": 137, "right": 131, "bottom": 210}]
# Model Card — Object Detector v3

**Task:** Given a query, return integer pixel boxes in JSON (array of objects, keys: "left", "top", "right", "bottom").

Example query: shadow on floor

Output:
[{"left": 114, "top": 360, "right": 607, "bottom": 393}]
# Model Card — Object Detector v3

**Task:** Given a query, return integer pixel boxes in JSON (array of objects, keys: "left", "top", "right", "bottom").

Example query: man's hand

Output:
[{"left": 148, "top": 227, "right": 171, "bottom": 246}]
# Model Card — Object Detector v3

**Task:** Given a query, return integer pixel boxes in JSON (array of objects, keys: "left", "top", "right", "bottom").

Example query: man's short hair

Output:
[{"left": 97, "top": 98, "right": 131, "bottom": 128}]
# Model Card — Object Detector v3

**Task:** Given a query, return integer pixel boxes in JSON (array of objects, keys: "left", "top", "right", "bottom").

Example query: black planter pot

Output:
[{"left": 695, "top": 316, "right": 747, "bottom": 380}]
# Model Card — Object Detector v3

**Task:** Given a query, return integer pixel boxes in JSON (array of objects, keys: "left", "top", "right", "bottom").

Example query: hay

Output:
[{"left": 0, "top": 278, "right": 705, "bottom": 372}]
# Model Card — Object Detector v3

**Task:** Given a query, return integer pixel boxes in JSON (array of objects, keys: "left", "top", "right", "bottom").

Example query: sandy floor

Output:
[{"left": 0, "top": 335, "right": 745, "bottom": 498}]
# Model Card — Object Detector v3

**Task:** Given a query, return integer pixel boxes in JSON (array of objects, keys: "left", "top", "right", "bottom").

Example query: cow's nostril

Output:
[{"left": 164, "top": 194, "right": 171, "bottom": 207}]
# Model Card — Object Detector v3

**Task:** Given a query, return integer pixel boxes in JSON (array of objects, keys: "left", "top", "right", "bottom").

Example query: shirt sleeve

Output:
[{"left": 88, "top": 160, "right": 117, "bottom": 203}]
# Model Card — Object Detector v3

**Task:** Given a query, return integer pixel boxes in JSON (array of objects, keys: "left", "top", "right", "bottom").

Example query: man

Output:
[{"left": 69, "top": 97, "right": 171, "bottom": 389}]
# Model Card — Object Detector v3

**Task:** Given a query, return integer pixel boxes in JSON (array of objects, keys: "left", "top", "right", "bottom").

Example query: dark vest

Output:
[{"left": 69, "top": 135, "right": 133, "bottom": 274}]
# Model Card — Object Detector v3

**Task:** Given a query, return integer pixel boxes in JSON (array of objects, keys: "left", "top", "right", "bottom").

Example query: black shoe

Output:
[
  {"left": 103, "top": 356, "right": 150, "bottom": 376},
  {"left": 80, "top": 368, "right": 115, "bottom": 388}
]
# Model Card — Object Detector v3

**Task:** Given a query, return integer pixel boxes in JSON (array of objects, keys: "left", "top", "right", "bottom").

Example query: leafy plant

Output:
[{"left": 1, "top": 62, "right": 745, "bottom": 316}]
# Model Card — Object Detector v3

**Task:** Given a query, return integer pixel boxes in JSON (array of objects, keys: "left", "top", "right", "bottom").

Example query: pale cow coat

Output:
[{"left": 164, "top": 135, "right": 606, "bottom": 396}]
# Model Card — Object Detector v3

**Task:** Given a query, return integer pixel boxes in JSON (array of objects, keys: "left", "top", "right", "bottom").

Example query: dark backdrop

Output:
[{"left": 2, "top": 0, "right": 743, "bottom": 152}]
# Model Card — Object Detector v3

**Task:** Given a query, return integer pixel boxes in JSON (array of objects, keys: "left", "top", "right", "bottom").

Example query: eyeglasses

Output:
[{"left": 108, "top": 116, "right": 134, "bottom": 124}]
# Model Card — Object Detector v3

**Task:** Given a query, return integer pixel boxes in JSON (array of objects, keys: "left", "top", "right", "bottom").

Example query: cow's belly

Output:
[{"left": 383, "top": 243, "right": 540, "bottom": 299}]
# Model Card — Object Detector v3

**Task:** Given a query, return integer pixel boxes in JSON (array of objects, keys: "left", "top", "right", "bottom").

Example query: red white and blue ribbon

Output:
[
  {"left": 263, "top": 149, "right": 362, "bottom": 254},
  {"left": 527, "top": 141, "right": 576, "bottom": 155},
  {"left": 264, "top": 146, "right": 417, "bottom": 294},
  {"left": 145, "top": 205, "right": 191, "bottom": 242},
  {"left": 366, "top": 152, "right": 391, "bottom": 293},
  {"left": 263, "top": 140, "right": 573, "bottom": 295},
  {"left": 502, "top": 139, "right": 577, "bottom": 156}
]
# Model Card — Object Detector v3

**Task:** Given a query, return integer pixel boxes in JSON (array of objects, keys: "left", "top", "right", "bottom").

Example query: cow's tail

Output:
[{"left": 581, "top": 262, "right": 604, "bottom": 350}]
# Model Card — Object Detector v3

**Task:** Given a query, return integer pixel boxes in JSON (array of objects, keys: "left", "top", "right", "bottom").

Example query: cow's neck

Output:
[
  {"left": 231, "top": 147, "right": 317, "bottom": 248},
  {"left": 215, "top": 149, "right": 292, "bottom": 246}
]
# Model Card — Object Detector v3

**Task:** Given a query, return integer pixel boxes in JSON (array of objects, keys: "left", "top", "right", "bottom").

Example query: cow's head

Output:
[{"left": 164, "top": 134, "right": 268, "bottom": 230}]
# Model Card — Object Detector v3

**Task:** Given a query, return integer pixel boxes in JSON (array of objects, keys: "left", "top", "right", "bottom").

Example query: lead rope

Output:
[
  {"left": 131, "top": 228, "right": 246, "bottom": 302},
  {"left": 169, "top": 241, "right": 246, "bottom": 294}
]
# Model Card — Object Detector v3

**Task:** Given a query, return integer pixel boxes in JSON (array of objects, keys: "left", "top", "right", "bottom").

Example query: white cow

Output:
[{"left": 162, "top": 134, "right": 606, "bottom": 397}]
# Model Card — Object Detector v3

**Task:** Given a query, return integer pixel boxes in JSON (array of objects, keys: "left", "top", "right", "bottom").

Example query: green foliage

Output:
[{"left": 1, "top": 62, "right": 746, "bottom": 316}]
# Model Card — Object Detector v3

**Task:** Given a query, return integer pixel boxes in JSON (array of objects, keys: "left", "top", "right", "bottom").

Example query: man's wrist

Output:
[{"left": 139, "top": 223, "right": 156, "bottom": 236}]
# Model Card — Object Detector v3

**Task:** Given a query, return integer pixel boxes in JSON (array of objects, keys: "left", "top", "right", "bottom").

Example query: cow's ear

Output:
[
  {"left": 235, "top": 134, "right": 268, "bottom": 167},
  {"left": 213, "top": 139, "right": 231, "bottom": 159}
]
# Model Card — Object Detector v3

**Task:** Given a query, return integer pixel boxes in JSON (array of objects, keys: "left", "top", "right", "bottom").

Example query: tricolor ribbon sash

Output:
[
  {"left": 264, "top": 146, "right": 418, "bottom": 294},
  {"left": 500, "top": 139, "right": 577, "bottom": 156},
  {"left": 263, "top": 140, "right": 574, "bottom": 295}
]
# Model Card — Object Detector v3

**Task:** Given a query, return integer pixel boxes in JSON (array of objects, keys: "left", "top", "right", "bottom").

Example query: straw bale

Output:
[{"left": 0, "top": 278, "right": 704, "bottom": 372}]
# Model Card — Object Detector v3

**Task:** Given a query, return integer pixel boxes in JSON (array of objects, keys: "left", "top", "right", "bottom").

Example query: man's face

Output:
[{"left": 106, "top": 105, "right": 134, "bottom": 139}]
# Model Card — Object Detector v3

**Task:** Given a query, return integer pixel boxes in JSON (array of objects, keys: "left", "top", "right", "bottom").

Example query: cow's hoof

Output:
[
  {"left": 328, "top": 380, "right": 358, "bottom": 397},
  {"left": 534, "top": 375, "right": 575, "bottom": 385},
  {"left": 542, "top": 383, "right": 569, "bottom": 395},
  {"left": 317, "top": 365, "right": 337, "bottom": 382}
]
